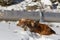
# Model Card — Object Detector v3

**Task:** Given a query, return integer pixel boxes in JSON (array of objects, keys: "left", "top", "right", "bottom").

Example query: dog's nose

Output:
[{"left": 17, "top": 24, "right": 20, "bottom": 26}]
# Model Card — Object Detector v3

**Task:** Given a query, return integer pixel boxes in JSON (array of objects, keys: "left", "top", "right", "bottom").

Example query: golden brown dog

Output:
[
  {"left": 33, "top": 22, "right": 56, "bottom": 35},
  {"left": 17, "top": 18, "right": 56, "bottom": 35},
  {"left": 17, "top": 18, "right": 35, "bottom": 30}
]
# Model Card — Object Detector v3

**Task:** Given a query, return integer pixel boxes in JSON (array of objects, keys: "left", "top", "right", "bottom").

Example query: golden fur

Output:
[{"left": 17, "top": 18, "right": 56, "bottom": 35}]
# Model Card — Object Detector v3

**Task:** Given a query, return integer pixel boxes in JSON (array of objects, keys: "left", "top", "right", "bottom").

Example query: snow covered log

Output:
[
  {"left": 0, "top": 10, "right": 40, "bottom": 21},
  {"left": 42, "top": 9, "right": 60, "bottom": 22}
]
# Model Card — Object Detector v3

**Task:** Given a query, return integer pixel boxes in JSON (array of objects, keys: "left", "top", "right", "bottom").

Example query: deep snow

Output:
[
  {"left": 0, "top": 21, "right": 60, "bottom": 40},
  {"left": 0, "top": 0, "right": 60, "bottom": 40}
]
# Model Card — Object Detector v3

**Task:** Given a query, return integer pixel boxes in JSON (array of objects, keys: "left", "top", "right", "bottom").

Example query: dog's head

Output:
[
  {"left": 17, "top": 18, "right": 37, "bottom": 27},
  {"left": 17, "top": 18, "right": 26, "bottom": 27}
]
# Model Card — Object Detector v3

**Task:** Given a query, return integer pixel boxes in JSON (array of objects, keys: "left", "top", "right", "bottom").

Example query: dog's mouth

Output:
[
  {"left": 17, "top": 23, "right": 25, "bottom": 27},
  {"left": 17, "top": 24, "right": 20, "bottom": 26}
]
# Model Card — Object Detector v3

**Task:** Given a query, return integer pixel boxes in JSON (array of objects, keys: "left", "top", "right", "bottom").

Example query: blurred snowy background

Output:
[
  {"left": 0, "top": 0, "right": 60, "bottom": 11},
  {"left": 0, "top": 0, "right": 60, "bottom": 40}
]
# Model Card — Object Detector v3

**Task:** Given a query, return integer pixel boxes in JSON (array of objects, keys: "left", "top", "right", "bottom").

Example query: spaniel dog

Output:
[{"left": 17, "top": 18, "right": 56, "bottom": 35}]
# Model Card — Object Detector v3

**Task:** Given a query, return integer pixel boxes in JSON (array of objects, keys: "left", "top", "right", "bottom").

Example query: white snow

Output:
[
  {"left": 41, "top": 0, "right": 52, "bottom": 5},
  {"left": 0, "top": 21, "right": 60, "bottom": 40},
  {"left": 0, "top": 0, "right": 60, "bottom": 40},
  {"left": 0, "top": 0, "right": 52, "bottom": 10}
]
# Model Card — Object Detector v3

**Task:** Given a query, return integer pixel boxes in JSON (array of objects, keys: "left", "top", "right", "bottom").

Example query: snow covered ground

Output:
[
  {"left": 0, "top": 0, "right": 60, "bottom": 40},
  {"left": 0, "top": 21, "right": 60, "bottom": 40}
]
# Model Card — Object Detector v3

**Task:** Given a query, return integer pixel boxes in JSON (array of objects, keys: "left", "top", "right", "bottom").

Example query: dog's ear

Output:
[{"left": 35, "top": 20, "right": 39, "bottom": 23}]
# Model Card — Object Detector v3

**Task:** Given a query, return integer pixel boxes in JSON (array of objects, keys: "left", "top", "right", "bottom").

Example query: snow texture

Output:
[
  {"left": 0, "top": 0, "right": 52, "bottom": 10},
  {"left": 0, "top": 21, "right": 60, "bottom": 40},
  {"left": 0, "top": 0, "right": 60, "bottom": 40}
]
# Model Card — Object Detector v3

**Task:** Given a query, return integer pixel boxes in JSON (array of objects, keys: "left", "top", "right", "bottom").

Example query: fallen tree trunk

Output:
[{"left": 0, "top": 10, "right": 40, "bottom": 21}]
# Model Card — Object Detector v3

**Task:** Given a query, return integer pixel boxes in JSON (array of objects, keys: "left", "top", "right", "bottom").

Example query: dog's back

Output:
[{"left": 33, "top": 22, "right": 56, "bottom": 35}]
